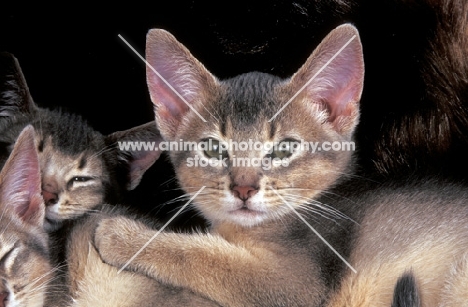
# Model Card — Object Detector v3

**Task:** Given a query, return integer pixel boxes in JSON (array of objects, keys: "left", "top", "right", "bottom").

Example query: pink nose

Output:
[
  {"left": 42, "top": 190, "right": 58, "bottom": 206},
  {"left": 232, "top": 185, "right": 258, "bottom": 201}
]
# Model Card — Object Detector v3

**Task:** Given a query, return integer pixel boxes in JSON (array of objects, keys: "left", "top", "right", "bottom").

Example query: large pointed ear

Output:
[
  {"left": 145, "top": 29, "right": 218, "bottom": 140},
  {"left": 288, "top": 23, "right": 364, "bottom": 137},
  {"left": 106, "top": 122, "right": 164, "bottom": 190},
  {"left": 0, "top": 125, "right": 44, "bottom": 228},
  {"left": 0, "top": 52, "right": 37, "bottom": 117}
]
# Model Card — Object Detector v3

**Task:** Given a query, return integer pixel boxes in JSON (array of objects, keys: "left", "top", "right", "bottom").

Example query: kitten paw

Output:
[{"left": 94, "top": 217, "right": 145, "bottom": 268}]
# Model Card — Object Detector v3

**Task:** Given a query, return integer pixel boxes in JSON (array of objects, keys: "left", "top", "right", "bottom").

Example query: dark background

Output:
[
  {"left": 2, "top": 1, "right": 467, "bottom": 227},
  {"left": 1, "top": 2, "right": 359, "bottom": 134}
]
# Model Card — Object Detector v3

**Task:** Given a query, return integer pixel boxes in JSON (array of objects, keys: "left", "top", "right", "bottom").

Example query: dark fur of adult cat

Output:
[
  {"left": 94, "top": 24, "right": 468, "bottom": 307},
  {"left": 0, "top": 52, "right": 162, "bottom": 231},
  {"left": 358, "top": 0, "right": 468, "bottom": 179}
]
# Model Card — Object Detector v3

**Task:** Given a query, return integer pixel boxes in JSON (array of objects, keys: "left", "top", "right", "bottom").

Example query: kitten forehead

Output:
[
  {"left": 217, "top": 72, "right": 282, "bottom": 127},
  {"left": 33, "top": 110, "right": 104, "bottom": 155}
]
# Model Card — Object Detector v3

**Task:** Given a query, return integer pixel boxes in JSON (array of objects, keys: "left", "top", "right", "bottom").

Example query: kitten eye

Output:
[
  {"left": 68, "top": 176, "right": 93, "bottom": 186},
  {"left": 71, "top": 176, "right": 92, "bottom": 182},
  {"left": 269, "top": 139, "right": 299, "bottom": 159},
  {"left": 203, "top": 138, "right": 228, "bottom": 160},
  {"left": 0, "top": 245, "right": 17, "bottom": 268}
]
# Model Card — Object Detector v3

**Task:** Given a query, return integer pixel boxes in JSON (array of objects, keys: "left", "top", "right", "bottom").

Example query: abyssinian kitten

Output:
[
  {"left": 94, "top": 24, "right": 468, "bottom": 306},
  {"left": 94, "top": 24, "right": 365, "bottom": 306},
  {"left": 0, "top": 125, "right": 53, "bottom": 307},
  {"left": 0, "top": 52, "right": 161, "bottom": 232}
]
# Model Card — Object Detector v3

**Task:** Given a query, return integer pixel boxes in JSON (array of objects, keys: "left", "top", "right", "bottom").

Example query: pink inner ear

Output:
[
  {"left": 147, "top": 76, "right": 190, "bottom": 119},
  {"left": 126, "top": 148, "right": 163, "bottom": 190},
  {"left": 0, "top": 126, "right": 44, "bottom": 227},
  {"left": 146, "top": 30, "right": 197, "bottom": 122},
  {"left": 18, "top": 189, "right": 43, "bottom": 224},
  {"left": 314, "top": 44, "right": 363, "bottom": 121},
  {"left": 291, "top": 24, "right": 364, "bottom": 131},
  {"left": 145, "top": 29, "right": 217, "bottom": 137},
  {"left": 320, "top": 73, "right": 363, "bottom": 122}
]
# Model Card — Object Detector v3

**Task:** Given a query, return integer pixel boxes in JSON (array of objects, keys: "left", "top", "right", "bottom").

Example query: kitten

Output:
[
  {"left": 95, "top": 23, "right": 468, "bottom": 306},
  {"left": 0, "top": 52, "right": 161, "bottom": 231},
  {"left": 95, "top": 23, "right": 364, "bottom": 307},
  {"left": 0, "top": 125, "right": 53, "bottom": 307}
]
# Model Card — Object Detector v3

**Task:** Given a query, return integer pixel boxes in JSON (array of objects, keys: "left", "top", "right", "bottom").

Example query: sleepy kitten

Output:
[
  {"left": 0, "top": 125, "right": 53, "bottom": 307},
  {"left": 95, "top": 24, "right": 364, "bottom": 307},
  {"left": 0, "top": 52, "right": 161, "bottom": 231}
]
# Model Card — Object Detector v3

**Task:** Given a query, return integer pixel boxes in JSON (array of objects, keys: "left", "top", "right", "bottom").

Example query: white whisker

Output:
[{"left": 269, "top": 186, "right": 357, "bottom": 274}]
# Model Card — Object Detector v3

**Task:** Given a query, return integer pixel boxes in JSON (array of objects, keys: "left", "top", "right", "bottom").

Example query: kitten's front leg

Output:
[{"left": 95, "top": 217, "right": 318, "bottom": 307}]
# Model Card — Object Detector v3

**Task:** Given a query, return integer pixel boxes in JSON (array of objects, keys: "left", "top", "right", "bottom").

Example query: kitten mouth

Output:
[{"left": 229, "top": 205, "right": 266, "bottom": 217}]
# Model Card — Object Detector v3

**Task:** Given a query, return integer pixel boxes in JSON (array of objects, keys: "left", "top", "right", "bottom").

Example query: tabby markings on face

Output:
[{"left": 38, "top": 137, "right": 107, "bottom": 231}]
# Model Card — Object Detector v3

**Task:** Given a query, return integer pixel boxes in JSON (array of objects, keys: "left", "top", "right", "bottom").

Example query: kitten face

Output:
[
  {"left": 0, "top": 53, "right": 162, "bottom": 231},
  {"left": 0, "top": 126, "right": 52, "bottom": 307},
  {"left": 38, "top": 134, "right": 108, "bottom": 231},
  {"left": 145, "top": 25, "right": 364, "bottom": 226},
  {"left": 0, "top": 110, "right": 113, "bottom": 232},
  {"left": 168, "top": 76, "right": 354, "bottom": 226}
]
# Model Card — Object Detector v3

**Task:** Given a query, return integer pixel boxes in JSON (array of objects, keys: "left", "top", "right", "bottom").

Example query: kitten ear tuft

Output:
[
  {"left": 107, "top": 122, "right": 164, "bottom": 190},
  {"left": 145, "top": 29, "right": 217, "bottom": 140},
  {"left": 0, "top": 52, "right": 37, "bottom": 117},
  {"left": 0, "top": 125, "right": 45, "bottom": 227},
  {"left": 289, "top": 23, "right": 364, "bottom": 136}
]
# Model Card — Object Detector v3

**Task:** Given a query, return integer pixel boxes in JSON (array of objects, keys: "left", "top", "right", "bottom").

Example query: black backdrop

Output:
[{"left": 1, "top": 2, "right": 358, "bottom": 134}]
